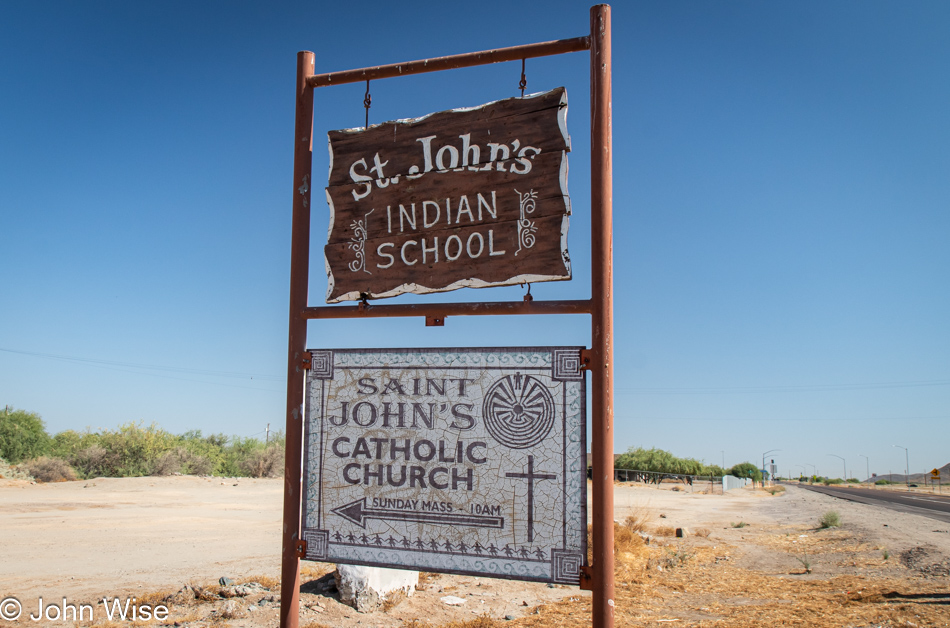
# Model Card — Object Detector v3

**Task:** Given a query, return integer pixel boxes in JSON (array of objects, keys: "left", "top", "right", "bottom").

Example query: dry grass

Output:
[
  {"left": 245, "top": 574, "right": 281, "bottom": 590},
  {"left": 652, "top": 525, "right": 677, "bottom": 537},
  {"left": 85, "top": 516, "right": 949, "bottom": 628},
  {"left": 621, "top": 502, "right": 655, "bottom": 533},
  {"left": 418, "top": 571, "right": 442, "bottom": 586},
  {"left": 693, "top": 527, "right": 711, "bottom": 538},
  {"left": 502, "top": 515, "right": 950, "bottom": 628},
  {"left": 380, "top": 588, "right": 408, "bottom": 611},
  {"left": 404, "top": 617, "right": 500, "bottom": 628}
]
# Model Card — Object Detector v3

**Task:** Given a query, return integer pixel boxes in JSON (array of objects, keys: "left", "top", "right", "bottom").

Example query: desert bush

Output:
[
  {"left": 818, "top": 510, "right": 841, "bottom": 529},
  {"left": 846, "top": 478, "right": 860, "bottom": 483},
  {"left": 793, "top": 550, "right": 812, "bottom": 573},
  {"left": 23, "top": 456, "right": 77, "bottom": 482},
  {"left": 240, "top": 445, "right": 283, "bottom": 478},
  {"left": 0, "top": 407, "right": 51, "bottom": 463},
  {"left": 34, "top": 422, "right": 285, "bottom": 479},
  {"left": 68, "top": 444, "right": 117, "bottom": 479},
  {"left": 52, "top": 423, "right": 177, "bottom": 477},
  {"left": 693, "top": 527, "right": 711, "bottom": 538},
  {"left": 151, "top": 447, "right": 213, "bottom": 476},
  {"left": 619, "top": 504, "right": 654, "bottom": 533},
  {"left": 731, "top": 521, "right": 748, "bottom": 528},
  {"left": 875, "top": 479, "right": 891, "bottom": 485}
]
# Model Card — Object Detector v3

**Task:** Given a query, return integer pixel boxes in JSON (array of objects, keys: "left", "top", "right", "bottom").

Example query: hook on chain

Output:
[
  {"left": 521, "top": 282, "right": 533, "bottom": 302},
  {"left": 363, "top": 80, "right": 372, "bottom": 130},
  {"left": 519, "top": 59, "right": 527, "bottom": 97}
]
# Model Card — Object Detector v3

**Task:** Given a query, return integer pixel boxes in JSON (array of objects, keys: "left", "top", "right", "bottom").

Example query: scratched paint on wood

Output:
[
  {"left": 324, "top": 88, "right": 571, "bottom": 303},
  {"left": 301, "top": 347, "right": 587, "bottom": 584}
]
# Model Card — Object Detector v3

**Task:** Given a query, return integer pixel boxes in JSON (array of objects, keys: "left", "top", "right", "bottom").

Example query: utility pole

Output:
[
  {"left": 266, "top": 423, "right": 270, "bottom": 444},
  {"left": 859, "top": 454, "right": 870, "bottom": 487},
  {"left": 894, "top": 445, "right": 909, "bottom": 487}
]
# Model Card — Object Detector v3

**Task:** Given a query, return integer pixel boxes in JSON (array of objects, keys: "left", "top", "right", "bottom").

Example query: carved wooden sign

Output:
[
  {"left": 301, "top": 347, "right": 587, "bottom": 584},
  {"left": 324, "top": 88, "right": 571, "bottom": 303}
]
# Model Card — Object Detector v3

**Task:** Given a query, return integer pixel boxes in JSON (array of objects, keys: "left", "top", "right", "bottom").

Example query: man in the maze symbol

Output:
[{"left": 482, "top": 372, "right": 555, "bottom": 449}]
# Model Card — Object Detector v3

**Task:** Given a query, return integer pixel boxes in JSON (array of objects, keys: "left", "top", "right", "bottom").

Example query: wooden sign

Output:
[
  {"left": 324, "top": 88, "right": 571, "bottom": 303},
  {"left": 300, "top": 347, "right": 587, "bottom": 584}
]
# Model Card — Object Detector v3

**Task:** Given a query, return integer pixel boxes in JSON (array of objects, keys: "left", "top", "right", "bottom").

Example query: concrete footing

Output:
[{"left": 335, "top": 565, "right": 419, "bottom": 612}]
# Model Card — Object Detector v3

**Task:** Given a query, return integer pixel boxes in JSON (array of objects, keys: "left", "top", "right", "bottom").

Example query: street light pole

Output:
[
  {"left": 828, "top": 454, "right": 846, "bottom": 482},
  {"left": 859, "top": 454, "right": 870, "bottom": 486},
  {"left": 894, "top": 445, "right": 909, "bottom": 487}
]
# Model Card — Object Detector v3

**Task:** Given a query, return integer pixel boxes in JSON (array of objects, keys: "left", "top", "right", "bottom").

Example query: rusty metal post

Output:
[
  {"left": 590, "top": 5, "right": 614, "bottom": 628},
  {"left": 280, "top": 50, "right": 315, "bottom": 628}
]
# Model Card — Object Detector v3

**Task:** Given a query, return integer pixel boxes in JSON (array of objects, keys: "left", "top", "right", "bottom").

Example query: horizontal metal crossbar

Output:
[
  {"left": 307, "top": 36, "right": 591, "bottom": 88},
  {"left": 302, "top": 299, "right": 592, "bottom": 320}
]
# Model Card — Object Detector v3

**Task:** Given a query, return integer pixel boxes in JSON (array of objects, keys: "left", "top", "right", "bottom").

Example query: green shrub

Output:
[
  {"left": 823, "top": 477, "right": 844, "bottom": 485},
  {"left": 846, "top": 478, "right": 860, "bottom": 483},
  {"left": 729, "top": 462, "right": 763, "bottom": 484},
  {"left": 818, "top": 510, "right": 841, "bottom": 529},
  {"left": 0, "top": 407, "right": 51, "bottom": 463},
  {"left": 875, "top": 479, "right": 891, "bottom": 485}
]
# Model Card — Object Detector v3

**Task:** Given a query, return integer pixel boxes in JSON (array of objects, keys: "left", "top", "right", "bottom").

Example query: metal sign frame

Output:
[{"left": 281, "top": 5, "right": 613, "bottom": 627}]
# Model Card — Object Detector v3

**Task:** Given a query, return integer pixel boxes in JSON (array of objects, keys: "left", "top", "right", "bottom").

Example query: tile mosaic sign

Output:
[{"left": 301, "top": 347, "right": 587, "bottom": 584}]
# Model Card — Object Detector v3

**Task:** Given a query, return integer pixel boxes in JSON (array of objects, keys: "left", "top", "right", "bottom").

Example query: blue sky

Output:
[{"left": 1, "top": 1, "right": 947, "bottom": 479}]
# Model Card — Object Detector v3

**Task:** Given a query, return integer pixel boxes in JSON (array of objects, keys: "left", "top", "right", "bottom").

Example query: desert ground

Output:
[{"left": 1, "top": 476, "right": 949, "bottom": 627}]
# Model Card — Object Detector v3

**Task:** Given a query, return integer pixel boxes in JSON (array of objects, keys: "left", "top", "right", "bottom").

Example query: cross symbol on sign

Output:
[{"left": 506, "top": 455, "right": 557, "bottom": 542}]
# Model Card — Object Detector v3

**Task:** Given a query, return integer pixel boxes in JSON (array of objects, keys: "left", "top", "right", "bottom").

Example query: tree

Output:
[
  {"left": 0, "top": 406, "right": 51, "bottom": 464},
  {"left": 614, "top": 447, "right": 706, "bottom": 475},
  {"left": 728, "top": 462, "right": 762, "bottom": 485}
]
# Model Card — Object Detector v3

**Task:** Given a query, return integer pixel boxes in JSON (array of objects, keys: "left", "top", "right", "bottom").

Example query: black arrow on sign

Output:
[{"left": 331, "top": 498, "right": 504, "bottom": 530}]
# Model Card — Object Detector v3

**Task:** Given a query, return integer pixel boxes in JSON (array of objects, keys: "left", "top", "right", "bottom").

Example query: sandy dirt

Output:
[{"left": 2, "top": 477, "right": 949, "bottom": 627}]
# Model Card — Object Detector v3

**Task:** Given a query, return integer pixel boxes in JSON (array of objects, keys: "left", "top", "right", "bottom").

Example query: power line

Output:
[
  {"left": 617, "top": 414, "right": 949, "bottom": 423},
  {"left": 0, "top": 347, "right": 285, "bottom": 392},
  {"left": 618, "top": 379, "right": 950, "bottom": 395},
  {"left": 0, "top": 347, "right": 284, "bottom": 381}
]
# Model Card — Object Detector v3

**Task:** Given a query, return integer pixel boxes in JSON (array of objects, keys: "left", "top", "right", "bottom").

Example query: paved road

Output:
[{"left": 796, "top": 484, "right": 950, "bottom": 525}]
